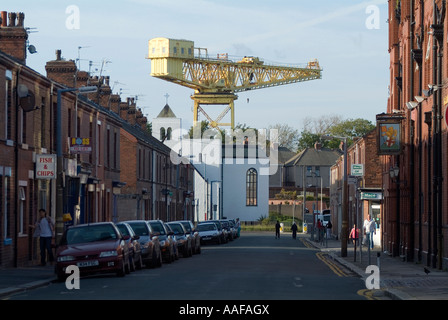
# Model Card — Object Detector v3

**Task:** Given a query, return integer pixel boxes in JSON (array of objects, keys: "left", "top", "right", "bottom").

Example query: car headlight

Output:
[
  {"left": 57, "top": 255, "right": 75, "bottom": 262},
  {"left": 99, "top": 251, "right": 118, "bottom": 257}
]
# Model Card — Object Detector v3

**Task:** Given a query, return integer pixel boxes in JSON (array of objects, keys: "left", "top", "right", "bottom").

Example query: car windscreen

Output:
[
  {"left": 66, "top": 224, "right": 117, "bottom": 244},
  {"left": 149, "top": 222, "right": 166, "bottom": 235},
  {"left": 180, "top": 221, "right": 192, "bottom": 232},
  {"left": 116, "top": 224, "right": 130, "bottom": 236},
  {"left": 197, "top": 224, "right": 216, "bottom": 231},
  {"left": 167, "top": 223, "right": 184, "bottom": 235},
  {"left": 127, "top": 222, "right": 149, "bottom": 236}
]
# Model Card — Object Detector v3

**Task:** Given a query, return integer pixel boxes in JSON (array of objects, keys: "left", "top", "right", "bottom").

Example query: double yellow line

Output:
[{"left": 316, "top": 252, "right": 350, "bottom": 277}]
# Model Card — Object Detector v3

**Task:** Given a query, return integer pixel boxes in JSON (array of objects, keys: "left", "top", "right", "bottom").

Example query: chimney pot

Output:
[
  {"left": 16, "top": 12, "right": 24, "bottom": 27},
  {"left": 56, "top": 49, "right": 62, "bottom": 61},
  {"left": 8, "top": 12, "right": 16, "bottom": 27},
  {"left": 1, "top": 11, "right": 8, "bottom": 27}
]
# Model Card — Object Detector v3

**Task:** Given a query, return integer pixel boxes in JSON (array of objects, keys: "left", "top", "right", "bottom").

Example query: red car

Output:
[{"left": 55, "top": 222, "right": 130, "bottom": 281}]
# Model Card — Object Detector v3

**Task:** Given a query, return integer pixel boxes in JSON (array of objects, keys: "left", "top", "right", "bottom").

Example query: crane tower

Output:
[{"left": 147, "top": 37, "right": 322, "bottom": 129}]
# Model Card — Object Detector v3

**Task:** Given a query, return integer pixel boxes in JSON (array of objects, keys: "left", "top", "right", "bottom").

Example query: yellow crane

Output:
[{"left": 147, "top": 37, "right": 322, "bottom": 129}]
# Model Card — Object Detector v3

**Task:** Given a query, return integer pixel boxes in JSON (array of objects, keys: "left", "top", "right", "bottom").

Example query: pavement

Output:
[
  {"left": 0, "top": 232, "right": 448, "bottom": 300},
  {"left": 302, "top": 232, "right": 448, "bottom": 300}
]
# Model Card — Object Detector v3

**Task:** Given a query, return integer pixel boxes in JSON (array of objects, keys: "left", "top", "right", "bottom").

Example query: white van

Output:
[{"left": 314, "top": 212, "right": 331, "bottom": 227}]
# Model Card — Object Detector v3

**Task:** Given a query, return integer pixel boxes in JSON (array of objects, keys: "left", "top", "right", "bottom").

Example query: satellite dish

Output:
[
  {"left": 17, "top": 84, "right": 29, "bottom": 98},
  {"left": 28, "top": 44, "right": 37, "bottom": 54},
  {"left": 20, "top": 91, "right": 37, "bottom": 112}
]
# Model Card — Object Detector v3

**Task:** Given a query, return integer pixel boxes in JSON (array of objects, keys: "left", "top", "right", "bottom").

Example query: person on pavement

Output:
[
  {"left": 291, "top": 222, "right": 298, "bottom": 239},
  {"left": 275, "top": 220, "right": 281, "bottom": 239},
  {"left": 349, "top": 224, "right": 359, "bottom": 245},
  {"left": 30, "top": 209, "right": 54, "bottom": 266},
  {"left": 363, "top": 215, "right": 376, "bottom": 249}
]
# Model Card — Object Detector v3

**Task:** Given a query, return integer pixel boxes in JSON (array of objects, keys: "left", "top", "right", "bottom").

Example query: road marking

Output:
[
  {"left": 316, "top": 252, "right": 350, "bottom": 277},
  {"left": 293, "top": 277, "right": 303, "bottom": 288},
  {"left": 357, "top": 289, "right": 386, "bottom": 300}
]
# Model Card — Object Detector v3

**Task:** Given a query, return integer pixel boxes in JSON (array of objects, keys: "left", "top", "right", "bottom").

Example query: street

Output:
[{"left": 7, "top": 232, "right": 368, "bottom": 301}]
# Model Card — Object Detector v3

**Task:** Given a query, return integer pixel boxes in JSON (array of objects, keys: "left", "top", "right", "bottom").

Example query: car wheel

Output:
[
  {"left": 129, "top": 255, "right": 136, "bottom": 272},
  {"left": 136, "top": 254, "right": 143, "bottom": 270},
  {"left": 125, "top": 255, "right": 131, "bottom": 274},
  {"left": 157, "top": 249, "right": 163, "bottom": 267},
  {"left": 117, "top": 259, "right": 126, "bottom": 277}
]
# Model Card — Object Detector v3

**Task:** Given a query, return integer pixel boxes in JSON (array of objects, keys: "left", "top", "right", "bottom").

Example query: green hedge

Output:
[{"left": 241, "top": 212, "right": 303, "bottom": 232}]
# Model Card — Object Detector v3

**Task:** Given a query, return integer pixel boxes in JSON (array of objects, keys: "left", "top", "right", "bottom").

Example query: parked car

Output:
[
  {"left": 147, "top": 220, "right": 176, "bottom": 263},
  {"left": 197, "top": 222, "right": 222, "bottom": 245},
  {"left": 166, "top": 221, "right": 193, "bottom": 257},
  {"left": 123, "top": 220, "right": 162, "bottom": 268},
  {"left": 55, "top": 222, "right": 130, "bottom": 281},
  {"left": 199, "top": 220, "right": 227, "bottom": 244},
  {"left": 226, "top": 219, "right": 239, "bottom": 239},
  {"left": 164, "top": 223, "right": 179, "bottom": 260},
  {"left": 178, "top": 220, "right": 201, "bottom": 254},
  {"left": 219, "top": 219, "right": 234, "bottom": 241},
  {"left": 116, "top": 222, "right": 143, "bottom": 271}
]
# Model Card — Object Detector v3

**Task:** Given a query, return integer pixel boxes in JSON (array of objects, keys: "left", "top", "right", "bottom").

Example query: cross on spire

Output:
[{"left": 164, "top": 93, "right": 170, "bottom": 105}]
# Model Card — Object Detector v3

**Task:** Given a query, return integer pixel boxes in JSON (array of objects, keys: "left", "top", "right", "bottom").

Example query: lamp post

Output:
[
  {"left": 322, "top": 134, "right": 349, "bottom": 257},
  {"left": 56, "top": 86, "right": 97, "bottom": 242}
]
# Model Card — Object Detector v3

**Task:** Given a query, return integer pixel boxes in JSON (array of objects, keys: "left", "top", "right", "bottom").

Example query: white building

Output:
[{"left": 152, "top": 104, "right": 270, "bottom": 223}]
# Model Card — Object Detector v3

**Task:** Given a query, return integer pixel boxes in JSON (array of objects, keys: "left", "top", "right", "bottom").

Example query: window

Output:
[
  {"left": 246, "top": 168, "right": 257, "bottom": 206},
  {"left": 306, "top": 166, "right": 313, "bottom": 177},
  {"left": 167, "top": 127, "right": 172, "bottom": 141}
]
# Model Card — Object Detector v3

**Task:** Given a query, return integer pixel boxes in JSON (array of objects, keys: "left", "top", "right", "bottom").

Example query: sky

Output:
[{"left": 4, "top": 0, "right": 389, "bottom": 133}]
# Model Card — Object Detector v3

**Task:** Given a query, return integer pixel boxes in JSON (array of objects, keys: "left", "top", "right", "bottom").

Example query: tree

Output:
[
  {"left": 297, "top": 116, "right": 376, "bottom": 151},
  {"left": 267, "top": 123, "right": 299, "bottom": 151},
  {"left": 297, "top": 131, "right": 322, "bottom": 151}
]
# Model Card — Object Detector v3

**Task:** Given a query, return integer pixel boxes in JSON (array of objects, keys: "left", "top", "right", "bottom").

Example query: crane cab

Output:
[{"left": 148, "top": 37, "right": 194, "bottom": 78}]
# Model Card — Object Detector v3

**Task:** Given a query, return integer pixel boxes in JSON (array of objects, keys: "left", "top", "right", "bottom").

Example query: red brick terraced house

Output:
[
  {"left": 381, "top": 0, "right": 448, "bottom": 269},
  {"left": 0, "top": 11, "right": 194, "bottom": 268}
]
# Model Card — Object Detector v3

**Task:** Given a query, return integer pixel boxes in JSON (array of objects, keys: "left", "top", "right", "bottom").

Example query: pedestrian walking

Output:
[
  {"left": 363, "top": 215, "right": 376, "bottom": 249},
  {"left": 349, "top": 224, "right": 359, "bottom": 245},
  {"left": 275, "top": 220, "right": 281, "bottom": 239},
  {"left": 316, "top": 219, "right": 324, "bottom": 242},
  {"left": 30, "top": 208, "right": 55, "bottom": 266},
  {"left": 291, "top": 221, "right": 298, "bottom": 239},
  {"left": 326, "top": 220, "right": 332, "bottom": 239}
]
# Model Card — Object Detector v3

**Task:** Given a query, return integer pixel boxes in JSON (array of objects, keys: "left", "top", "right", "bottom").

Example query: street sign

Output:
[
  {"left": 35, "top": 154, "right": 56, "bottom": 179},
  {"left": 351, "top": 164, "right": 364, "bottom": 176},
  {"left": 360, "top": 192, "right": 382, "bottom": 200}
]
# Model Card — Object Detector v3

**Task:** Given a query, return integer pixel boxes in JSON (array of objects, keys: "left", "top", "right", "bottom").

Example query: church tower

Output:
[{"left": 152, "top": 98, "right": 182, "bottom": 153}]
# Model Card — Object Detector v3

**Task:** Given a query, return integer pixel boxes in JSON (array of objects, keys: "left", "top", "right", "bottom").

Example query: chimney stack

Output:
[
  {"left": 0, "top": 11, "right": 28, "bottom": 64},
  {"left": 45, "top": 49, "right": 78, "bottom": 87}
]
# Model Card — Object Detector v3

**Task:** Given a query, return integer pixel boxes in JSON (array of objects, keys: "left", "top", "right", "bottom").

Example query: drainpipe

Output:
[
  {"left": 14, "top": 66, "right": 22, "bottom": 268},
  {"left": 409, "top": 0, "right": 415, "bottom": 262},
  {"left": 436, "top": 0, "right": 444, "bottom": 270}
]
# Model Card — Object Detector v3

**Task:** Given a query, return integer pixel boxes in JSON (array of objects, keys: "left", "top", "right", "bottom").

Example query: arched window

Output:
[
  {"left": 167, "top": 127, "right": 172, "bottom": 141},
  {"left": 160, "top": 127, "right": 166, "bottom": 141},
  {"left": 246, "top": 168, "right": 257, "bottom": 206}
]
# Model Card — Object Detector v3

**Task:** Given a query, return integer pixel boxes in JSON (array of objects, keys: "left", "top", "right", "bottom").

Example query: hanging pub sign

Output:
[
  {"left": 376, "top": 113, "right": 404, "bottom": 155},
  {"left": 69, "top": 137, "right": 92, "bottom": 153}
]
